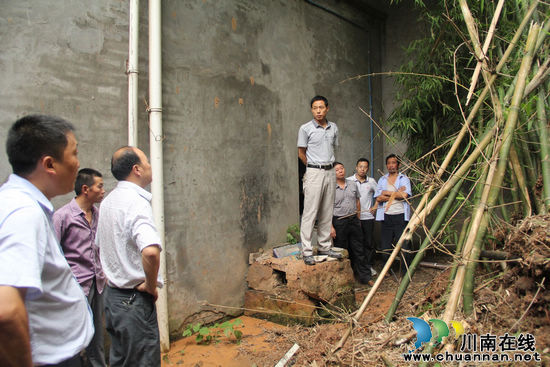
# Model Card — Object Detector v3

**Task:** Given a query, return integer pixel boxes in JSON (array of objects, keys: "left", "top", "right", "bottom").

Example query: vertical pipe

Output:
[
  {"left": 148, "top": 0, "right": 169, "bottom": 352},
  {"left": 128, "top": 0, "right": 139, "bottom": 146},
  {"left": 368, "top": 33, "right": 374, "bottom": 177}
]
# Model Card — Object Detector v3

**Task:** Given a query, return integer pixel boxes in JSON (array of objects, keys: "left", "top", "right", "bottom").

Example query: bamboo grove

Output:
[{"left": 334, "top": 0, "right": 550, "bottom": 354}]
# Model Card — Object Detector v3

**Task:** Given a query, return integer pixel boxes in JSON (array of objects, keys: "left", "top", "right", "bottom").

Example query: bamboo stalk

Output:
[
  {"left": 333, "top": 2, "right": 541, "bottom": 354},
  {"left": 499, "top": 183, "right": 513, "bottom": 222},
  {"left": 537, "top": 85, "right": 550, "bottom": 211},
  {"left": 509, "top": 145, "right": 533, "bottom": 215},
  {"left": 436, "top": 0, "right": 538, "bottom": 181},
  {"left": 460, "top": 154, "right": 498, "bottom": 316},
  {"left": 332, "top": 126, "right": 496, "bottom": 353},
  {"left": 511, "top": 172, "right": 522, "bottom": 215},
  {"left": 518, "top": 130, "right": 538, "bottom": 190},
  {"left": 504, "top": 18, "right": 549, "bottom": 104},
  {"left": 409, "top": 1, "right": 538, "bottom": 223},
  {"left": 465, "top": 0, "right": 505, "bottom": 105},
  {"left": 443, "top": 22, "right": 541, "bottom": 323},
  {"left": 385, "top": 177, "right": 465, "bottom": 322},
  {"left": 449, "top": 217, "right": 470, "bottom": 282},
  {"left": 524, "top": 58, "right": 550, "bottom": 97}
]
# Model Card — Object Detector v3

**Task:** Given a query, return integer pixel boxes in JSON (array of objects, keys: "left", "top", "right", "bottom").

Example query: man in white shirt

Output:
[
  {"left": 96, "top": 146, "right": 162, "bottom": 367},
  {"left": 0, "top": 114, "right": 94, "bottom": 367},
  {"left": 348, "top": 158, "right": 378, "bottom": 276}
]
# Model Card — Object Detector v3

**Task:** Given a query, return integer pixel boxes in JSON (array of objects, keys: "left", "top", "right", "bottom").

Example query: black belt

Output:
[
  {"left": 334, "top": 214, "right": 359, "bottom": 221},
  {"left": 307, "top": 163, "right": 334, "bottom": 170}
]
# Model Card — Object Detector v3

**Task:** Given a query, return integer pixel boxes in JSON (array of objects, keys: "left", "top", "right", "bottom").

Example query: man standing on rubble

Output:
[
  {"left": 331, "top": 162, "right": 372, "bottom": 284},
  {"left": 374, "top": 154, "right": 412, "bottom": 275},
  {"left": 348, "top": 158, "right": 378, "bottom": 277},
  {"left": 298, "top": 95, "right": 343, "bottom": 265},
  {"left": 96, "top": 146, "right": 162, "bottom": 367}
]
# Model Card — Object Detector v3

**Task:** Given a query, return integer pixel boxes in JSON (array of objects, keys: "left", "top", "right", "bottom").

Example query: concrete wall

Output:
[{"left": 0, "top": 0, "right": 419, "bottom": 336}]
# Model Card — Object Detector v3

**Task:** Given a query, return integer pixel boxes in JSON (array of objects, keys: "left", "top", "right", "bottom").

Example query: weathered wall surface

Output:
[{"left": 0, "top": 0, "right": 417, "bottom": 337}]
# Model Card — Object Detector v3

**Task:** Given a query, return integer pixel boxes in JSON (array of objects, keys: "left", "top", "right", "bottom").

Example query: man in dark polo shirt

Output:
[
  {"left": 297, "top": 95, "right": 343, "bottom": 265},
  {"left": 330, "top": 162, "right": 371, "bottom": 284}
]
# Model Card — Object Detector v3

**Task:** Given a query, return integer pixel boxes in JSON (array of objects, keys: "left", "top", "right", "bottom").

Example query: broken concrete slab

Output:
[
  {"left": 244, "top": 288, "right": 317, "bottom": 325},
  {"left": 246, "top": 262, "right": 282, "bottom": 292},
  {"left": 245, "top": 254, "right": 356, "bottom": 324}
]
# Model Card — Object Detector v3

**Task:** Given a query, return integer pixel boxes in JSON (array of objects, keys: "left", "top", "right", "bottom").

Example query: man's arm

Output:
[
  {"left": 356, "top": 199, "right": 361, "bottom": 219},
  {"left": 136, "top": 245, "right": 160, "bottom": 301},
  {"left": 0, "top": 286, "right": 32, "bottom": 367},
  {"left": 298, "top": 147, "right": 307, "bottom": 166},
  {"left": 376, "top": 193, "right": 391, "bottom": 203},
  {"left": 381, "top": 186, "right": 408, "bottom": 200}
]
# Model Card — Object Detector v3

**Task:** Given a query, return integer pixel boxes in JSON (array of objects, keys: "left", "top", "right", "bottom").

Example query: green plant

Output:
[
  {"left": 286, "top": 224, "right": 300, "bottom": 244},
  {"left": 182, "top": 318, "right": 243, "bottom": 344}
]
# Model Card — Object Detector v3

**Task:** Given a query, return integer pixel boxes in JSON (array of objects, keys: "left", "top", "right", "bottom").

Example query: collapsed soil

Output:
[{"left": 162, "top": 215, "right": 550, "bottom": 366}]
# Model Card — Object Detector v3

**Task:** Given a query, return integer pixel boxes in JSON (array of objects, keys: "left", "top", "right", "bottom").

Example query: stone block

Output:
[
  {"left": 246, "top": 262, "right": 281, "bottom": 292},
  {"left": 244, "top": 288, "right": 317, "bottom": 325}
]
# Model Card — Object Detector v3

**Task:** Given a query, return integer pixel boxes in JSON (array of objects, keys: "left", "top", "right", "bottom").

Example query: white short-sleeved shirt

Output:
[
  {"left": 297, "top": 120, "right": 339, "bottom": 165},
  {"left": 348, "top": 174, "right": 378, "bottom": 220},
  {"left": 374, "top": 173, "right": 412, "bottom": 221},
  {"left": 97, "top": 181, "right": 163, "bottom": 289},
  {"left": 0, "top": 174, "right": 94, "bottom": 365}
]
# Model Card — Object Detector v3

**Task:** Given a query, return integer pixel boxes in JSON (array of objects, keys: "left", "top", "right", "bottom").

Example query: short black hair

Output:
[
  {"left": 75, "top": 168, "right": 102, "bottom": 196},
  {"left": 6, "top": 114, "right": 75, "bottom": 176},
  {"left": 356, "top": 158, "right": 370, "bottom": 166},
  {"left": 334, "top": 161, "right": 344, "bottom": 168},
  {"left": 386, "top": 154, "right": 400, "bottom": 165},
  {"left": 310, "top": 95, "right": 328, "bottom": 108},
  {"left": 111, "top": 146, "right": 141, "bottom": 181}
]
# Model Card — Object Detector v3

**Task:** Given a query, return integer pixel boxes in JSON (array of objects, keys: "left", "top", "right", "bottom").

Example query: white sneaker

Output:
[{"left": 370, "top": 267, "right": 377, "bottom": 276}]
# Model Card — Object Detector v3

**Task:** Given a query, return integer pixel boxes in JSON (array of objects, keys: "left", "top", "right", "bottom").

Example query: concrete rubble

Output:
[{"left": 245, "top": 250, "right": 356, "bottom": 325}]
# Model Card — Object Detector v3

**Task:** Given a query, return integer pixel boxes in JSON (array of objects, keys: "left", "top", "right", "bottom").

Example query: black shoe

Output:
[
  {"left": 303, "top": 255, "right": 316, "bottom": 265},
  {"left": 318, "top": 249, "right": 343, "bottom": 259}
]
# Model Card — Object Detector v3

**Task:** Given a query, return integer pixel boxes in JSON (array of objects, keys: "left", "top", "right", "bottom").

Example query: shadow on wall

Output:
[{"left": 239, "top": 174, "right": 269, "bottom": 252}]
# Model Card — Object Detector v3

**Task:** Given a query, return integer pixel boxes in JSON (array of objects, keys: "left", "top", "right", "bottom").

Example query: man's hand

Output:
[
  {"left": 369, "top": 202, "right": 378, "bottom": 214},
  {"left": 136, "top": 281, "right": 158, "bottom": 301},
  {"left": 330, "top": 225, "right": 336, "bottom": 239},
  {"left": 0, "top": 286, "right": 32, "bottom": 367}
]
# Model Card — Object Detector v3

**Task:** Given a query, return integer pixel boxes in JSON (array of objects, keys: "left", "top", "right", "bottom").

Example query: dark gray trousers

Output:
[
  {"left": 104, "top": 286, "right": 160, "bottom": 367},
  {"left": 43, "top": 354, "right": 81, "bottom": 367},
  {"left": 359, "top": 219, "right": 375, "bottom": 267},
  {"left": 85, "top": 278, "right": 106, "bottom": 367},
  {"left": 381, "top": 213, "right": 411, "bottom": 273},
  {"left": 332, "top": 215, "right": 371, "bottom": 283}
]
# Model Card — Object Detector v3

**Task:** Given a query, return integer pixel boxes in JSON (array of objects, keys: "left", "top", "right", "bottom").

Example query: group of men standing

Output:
[
  {"left": 0, "top": 115, "right": 163, "bottom": 367},
  {"left": 298, "top": 96, "right": 412, "bottom": 284},
  {"left": 0, "top": 96, "right": 410, "bottom": 366}
]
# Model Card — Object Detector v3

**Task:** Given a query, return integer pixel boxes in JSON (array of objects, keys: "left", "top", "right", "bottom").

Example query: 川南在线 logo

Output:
[{"left": 406, "top": 317, "right": 464, "bottom": 353}]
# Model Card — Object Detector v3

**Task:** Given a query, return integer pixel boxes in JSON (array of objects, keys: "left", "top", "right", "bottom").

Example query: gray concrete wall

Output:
[{"left": 0, "top": 0, "right": 418, "bottom": 337}]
